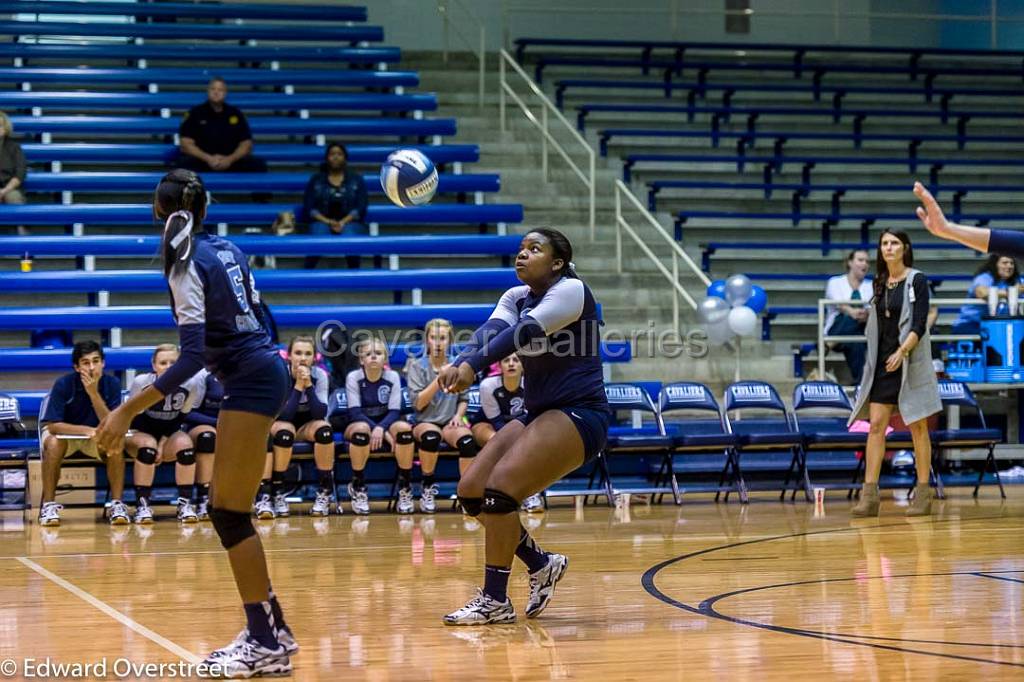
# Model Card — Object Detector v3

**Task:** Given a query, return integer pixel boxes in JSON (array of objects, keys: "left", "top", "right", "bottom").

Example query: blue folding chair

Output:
[
  {"left": 603, "top": 382, "right": 675, "bottom": 503},
  {"left": 659, "top": 382, "right": 741, "bottom": 503},
  {"left": 723, "top": 381, "right": 806, "bottom": 502},
  {"left": 933, "top": 380, "right": 1005, "bottom": 499},
  {"left": 0, "top": 393, "right": 28, "bottom": 510},
  {"left": 791, "top": 381, "right": 866, "bottom": 501}
]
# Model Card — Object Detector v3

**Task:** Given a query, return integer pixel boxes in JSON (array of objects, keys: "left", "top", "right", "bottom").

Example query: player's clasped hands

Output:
[{"left": 437, "top": 363, "right": 474, "bottom": 394}]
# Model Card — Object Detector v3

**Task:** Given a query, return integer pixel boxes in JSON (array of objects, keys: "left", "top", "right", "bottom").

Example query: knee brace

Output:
[
  {"left": 176, "top": 447, "right": 196, "bottom": 466},
  {"left": 483, "top": 488, "right": 520, "bottom": 514},
  {"left": 459, "top": 495, "right": 483, "bottom": 517},
  {"left": 419, "top": 430, "right": 442, "bottom": 452},
  {"left": 209, "top": 507, "right": 256, "bottom": 550},
  {"left": 135, "top": 446, "right": 157, "bottom": 465},
  {"left": 195, "top": 431, "right": 216, "bottom": 454},
  {"left": 349, "top": 431, "right": 370, "bottom": 447},
  {"left": 314, "top": 425, "right": 333, "bottom": 445},
  {"left": 456, "top": 434, "right": 479, "bottom": 459},
  {"left": 395, "top": 431, "right": 414, "bottom": 446},
  {"left": 272, "top": 430, "right": 294, "bottom": 448}
]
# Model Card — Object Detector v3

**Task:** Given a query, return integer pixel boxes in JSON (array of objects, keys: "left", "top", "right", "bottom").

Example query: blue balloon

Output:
[
  {"left": 707, "top": 279, "right": 727, "bottom": 300},
  {"left": 746, "top": 284, "right": 768, "bottom": 314}
]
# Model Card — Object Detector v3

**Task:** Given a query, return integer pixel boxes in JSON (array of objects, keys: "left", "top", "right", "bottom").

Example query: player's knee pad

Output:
[
  {"left": 395, "top": 431, "right": 414, "bottom": 445},
  {"left": 272, "top": 430, "right": 294, "bottom": 448},
  {"left": 195, "top": 431, "right": 216, "bottom": 454},
  {"left": 459, "top": 495, "right": 483, "bottom": 517},
  {"left": 176, "top": 447, "right": 196, "bottom": 466},
  {"left": 456, "top": 434, "right": 479, "bottom": 459},
  {"left": 135, "top": 446, "right": 157, "bottom": 465},
  {"left": 419, "top": 430, "right": 442, "bottom": 452},
  {"left": 209, "top": 507, "right": 255, "bottom": 550},
  {"left": 349, "top": 431, "right": 370, "bottom": 447},
  {"left": 314, "top": 425, "right": 333, "bottom": 445},
  {"left": 482, "top": 487, "right": 520, "bottom": 514}
]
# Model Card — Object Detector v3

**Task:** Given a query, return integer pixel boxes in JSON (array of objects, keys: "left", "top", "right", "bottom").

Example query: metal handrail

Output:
[
  {"left": 437, "top": 0, "right": 485, "bottom": 109},
  {"left": 498, "top": 48, "right": 595, "bottom": 238},
  {"left": 816, "top": 297, "right": 982, "bottom": 377},
  {"left": 614, "top": 179, "right": 710, "bottom": 332}
]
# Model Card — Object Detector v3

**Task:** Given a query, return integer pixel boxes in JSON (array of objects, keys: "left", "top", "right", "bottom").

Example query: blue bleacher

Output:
[
  {"left": 0, "top": 1, "right": 369, "bottom": 21},
  {"left": 6, "top": 92, "right": 436, "bottom": 112},
  {"left": 22, "top": 143, "right": 479, "bottom": 166},
  {"left": 0, "top": 44, "right": 400, "bottom": 65},
  {"left": 22, "top": 171, "right": 499, "bottom": 197},
  {"left": 0, "top": 20, "right": 384, "bottom": 42},
  {"left": 0, "top": 67, "right": 417, "bottom": 88},
  {"left": 14, "top": 116, "right": 450, "bottom": 138},
  {"left": 0, "top": 202, "right": 524, "bottom": 227}
]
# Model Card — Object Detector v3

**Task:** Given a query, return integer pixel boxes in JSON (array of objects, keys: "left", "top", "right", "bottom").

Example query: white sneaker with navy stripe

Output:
[
  {"left": 38, "top": 501, "right": 62, "bottom": 527},
  {"left": 443, "top": 588, "right": 516, "bottom": 626},
  {"left": 199, "top": 634, "right": 290, "bottom": 679},
  {"left": 526, "top": 553, "right": 568, "bottom": 618}
]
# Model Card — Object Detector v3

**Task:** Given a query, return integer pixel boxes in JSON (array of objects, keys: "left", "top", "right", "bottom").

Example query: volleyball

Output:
[{"left": 380, "top": 148, "right": 438, "bottom": 207}]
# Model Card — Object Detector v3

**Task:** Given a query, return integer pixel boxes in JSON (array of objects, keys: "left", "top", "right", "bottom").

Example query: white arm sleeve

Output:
[
  {"left": 313, "top": 367, "right": 330, "bottom": 405},
  {"left": 168, "top": 261, "right": 206, "bottom": 325},
  {"left": 345, "top": 370, "right": 361, "bottom": 409},
  {"left": 385, "top": 371, "right": 403, "bottom": 410},
  {"left": 528, "top": 278, "right": 586, "bottom": 334},
  {"left": 488, "top": 286, "right": 527, "bottom": 326},
  {"left": 480, "top": 378, "right": 501, "bottom": 420},
  {"left": 128, "top": 374, "right": 151, "bottom": 398}
]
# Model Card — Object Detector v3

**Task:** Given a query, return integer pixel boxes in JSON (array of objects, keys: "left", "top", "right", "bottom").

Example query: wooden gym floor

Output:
[{"left": 0, "top": 489, "right": 1021, "bottom": 680}]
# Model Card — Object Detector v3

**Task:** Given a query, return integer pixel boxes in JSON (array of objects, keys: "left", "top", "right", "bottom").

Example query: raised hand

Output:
[{"left": 913, "top": 182, "right": 951, "bottom": 240}]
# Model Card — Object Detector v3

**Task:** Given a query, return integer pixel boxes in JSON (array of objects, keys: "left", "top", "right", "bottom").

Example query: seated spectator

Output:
[
  {"left": 38, "top": 341, "right": 129, "bottom": 527},
  {"left": 126, "top": 344, "right": 204, "bottom": 526},
  {"left": 404, "top": 318, "right": 477, "bottom": 515},
  {"left": 257, "top": 335, "right": 332, "bottom": 519},
  {"left": 0, "top": 112, "right": 27, "bottom": 235},
  {"left": 177, "top": 77, "right": 266, "bottom": 174},
  {"left": 302, "top": 142, "right": 368, "bottom": 270},
  {"left": 183, "top": 368, "right": 223, "bottom": 521},
  {"left": 952, "top": 253, "right": 1023, "bottom": 335},
  {"left": 824, "top": 249, "right": 873, "bottom": 384},
  {"left": 343, "top": 337, "right": 413, "bottom": 516}
]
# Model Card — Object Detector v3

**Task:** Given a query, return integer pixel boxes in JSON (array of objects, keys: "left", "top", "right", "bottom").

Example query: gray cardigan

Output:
[{"left": 848, "top": 267, "right": 942, "bottom": 425}]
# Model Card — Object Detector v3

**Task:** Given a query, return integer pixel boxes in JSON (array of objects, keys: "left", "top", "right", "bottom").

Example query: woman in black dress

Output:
[{"left": 847, "top": 229, "right": 942, "bottom": 517}]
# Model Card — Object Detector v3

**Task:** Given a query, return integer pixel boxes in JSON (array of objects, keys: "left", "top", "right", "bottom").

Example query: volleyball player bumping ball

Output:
[
  {"left": 96, "top": 170, "right": 297, "bottom": 678},
  {"left": 437, "top": 228, "right": 611, "bottom": 625}
]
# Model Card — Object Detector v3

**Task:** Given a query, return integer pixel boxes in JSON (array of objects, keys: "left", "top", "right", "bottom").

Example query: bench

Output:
[
  {"left": 647, "top": 179, "right": 1022, "bottom": 213},
  {"left": 675, "top": 208, "right": 1024, "bottom": 244},
  {"left": 0, "top": 341, "right": 634, "bottom": 374},
  {"left": 0, "top": 202, "right": 524, "bottom": 228},
  {"left": 0, "top": 67, "right": 417, "bottom": 89},
  {"left": 0, "top": 1, "right": 368, "bottom": 22},
  {"left": 622, "top": 152, "right": 1024, "bottom": 185},
  {"left": 4, "top": 92, "right": 437, "bottom": 113},
  {"left": 23, "top": 171, "right": 500, "bottom": 201},
  {"left": 700, "top": 241, "right": 980, "bottom": 272},
  {"left": 555, "top": 78, "right": 1024, "bottom": 114},
  {"left": 0, "top": 44, "right": 400, "bottom": 66},
  {"left": 22, "top": 143, "right": 479, "bottom": 167},
  {"left": 0, "top": 234, "right": 522, "bottom": 257},
  {"left": 577, "top": 102, "right": 1023, "bottom": 137},
  {"left": 0, "top": 19, "right": 384, "bottom": 42}
]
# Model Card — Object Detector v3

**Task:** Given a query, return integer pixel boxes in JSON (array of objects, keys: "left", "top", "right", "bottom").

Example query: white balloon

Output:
[
  {"left": 724, "top": 274, "right": 753, "bottom": 307},
  {"left": 705, "top": 317, "right": 734, "bottom": 346},
  {"left": 697, "top": 296, "right": 730, "bottom": 324},
  {"left": 728, "top": 306, "right": 758, "bottom": 337}
]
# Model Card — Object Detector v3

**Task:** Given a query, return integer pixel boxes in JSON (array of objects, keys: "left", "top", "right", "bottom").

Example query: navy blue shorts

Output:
[
  {"left": 221, "top": 356, "right": 290, "bottom": 418},
  {"left": 516, "top": 405, "right": 610, "bottom": 465},
  {"left": 130, "top": 414, "right": 185, "bottom": 440}
]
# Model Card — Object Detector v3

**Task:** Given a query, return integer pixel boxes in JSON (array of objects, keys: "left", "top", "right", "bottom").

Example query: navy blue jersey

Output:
[
  {"left": 41, "top": 372, "right": 122, "bottom": 427},
  {"left": 154, "top": 231, "right": 278, "bottom": 394},
  {"left": 279, "top": 364, "right": 330, "bottom": 423},
  {"left": 479, "top": 375, "right": 525, "bottom": 429},
  {"left": 346, "top": 368, "right": 402, "bottom": 428},
  {"left": 457, "top": 277, "right": 609, "bottom": 415},
  {"left": 128, "top": 371, "right": 202, "bottom": 428}
]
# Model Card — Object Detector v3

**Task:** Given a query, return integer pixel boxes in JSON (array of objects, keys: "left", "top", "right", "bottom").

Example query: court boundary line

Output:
[
  {"left": 16, "top": 556, "right": 202, "bottom": 664},
  {"left": 973, "top": 571, "right": 1024, "bottom": 586},
  {"left": 640, "top": 513, "right": 1023, "bottom": 667}
]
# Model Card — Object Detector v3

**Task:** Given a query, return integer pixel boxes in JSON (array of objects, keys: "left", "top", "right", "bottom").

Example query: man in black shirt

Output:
[{"left": 177, "top": 77, "right": 267, "bottom": 173}]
